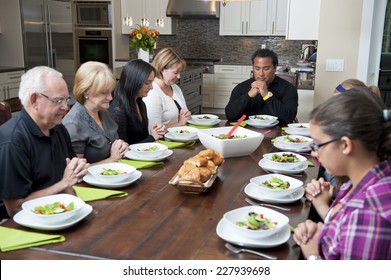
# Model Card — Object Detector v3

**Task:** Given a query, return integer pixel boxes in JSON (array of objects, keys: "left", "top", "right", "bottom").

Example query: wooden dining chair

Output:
[
  {"left": 0, "top": 101, "right": 12, "bottom": 125},
  {"left": 4, "top": 97, "right": 22, "bottom": 113}
]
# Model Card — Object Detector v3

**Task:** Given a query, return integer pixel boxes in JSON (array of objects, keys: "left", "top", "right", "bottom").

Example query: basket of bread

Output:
[{"left": 169, "top": 149, "right": 224, "bottom": 194}]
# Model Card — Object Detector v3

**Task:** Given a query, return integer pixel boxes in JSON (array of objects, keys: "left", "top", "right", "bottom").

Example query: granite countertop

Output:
[{"left": 0, "top": 66, "right": 25, "bottom": 73}]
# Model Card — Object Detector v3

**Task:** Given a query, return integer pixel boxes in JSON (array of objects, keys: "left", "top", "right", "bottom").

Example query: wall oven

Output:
[
  {"left": 73, "top": 1, "right": 112, "bottom": 27},
  {"left": 74, "top": 29, "right": 113, "bottom": 69}
]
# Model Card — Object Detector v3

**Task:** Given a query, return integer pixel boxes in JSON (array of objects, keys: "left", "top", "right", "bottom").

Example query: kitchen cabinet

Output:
[
  {"left": 213, "top": 65, "right": 252, "bottom": 109},
  {"left": 202, "top": 73, "right": 214, "bottom": 108},
  {"left": 179, "top": 68, "right": 203, "bottom": 114},
  {"left": 285, "top": 0, "right": 321, "bottom": 40},
  {"left": 0, "top": 70, "right": 24, "bottom": 101},
  {"left": 121, "top": 0, "right": 176, "bottom": 35},
  {"left": 296, "top": 89, "right": 314, "bottom": 122},
  {"left": 219, "top": 0, "right": 287, "bottom": 36}
]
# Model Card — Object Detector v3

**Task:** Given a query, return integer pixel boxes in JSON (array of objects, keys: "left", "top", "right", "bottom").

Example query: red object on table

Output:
[{"left": 226, "top": 114, "right": 246, "bottom": 138}]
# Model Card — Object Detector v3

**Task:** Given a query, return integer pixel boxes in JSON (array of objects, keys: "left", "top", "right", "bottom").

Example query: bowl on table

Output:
[
  {"left": 128, "top": 142, "right": 168, "bottom": 159},
  {"left": 249, "top": 174, "right": 304, "bottom": 198},
  {"left": 197, "top": 126, "right": 264, "bottom": 158},
  {"left": 223, "top": 205, "right": 289, "bottom": 239},
  {"left": 248, "top": 115, "right": 278, "bottom": 126},
  {"left": 22, "top": 194, "right": 86, "bottom": 224},
  {"left": 87, "top": 162, "right": 136, "bottom": 183},
  {"left": 263, "top": 152, "right": 307, "bottom": 170},
  {"left": 287, "top": 123, "right": 310, "bottom": 135},
  {"left": 166, "top": 126, "right": 198, "bottom": 140},
  {"left": 190, "top": 114, "right": 219, "bottom": 125},
  {"left": 275, "top": 134, "right": 313, "bottom": 150}
]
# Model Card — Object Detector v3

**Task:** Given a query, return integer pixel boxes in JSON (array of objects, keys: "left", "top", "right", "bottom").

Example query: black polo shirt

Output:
[{"left": 0, "top": 109, "right": 75, "bottom": 218}]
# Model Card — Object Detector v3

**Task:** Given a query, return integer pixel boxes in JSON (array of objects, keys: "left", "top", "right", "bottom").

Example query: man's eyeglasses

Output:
[
  {"left": 310, "top": 138, "right": 340, "bottom": 152},
  {"left": 37, "top": 93, "right": 71, "bottom": 106}
]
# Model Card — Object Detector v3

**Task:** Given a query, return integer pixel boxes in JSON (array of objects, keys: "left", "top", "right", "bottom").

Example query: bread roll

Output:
[{"left": 199, "top": 167, "right": 212, "bottom": 182}]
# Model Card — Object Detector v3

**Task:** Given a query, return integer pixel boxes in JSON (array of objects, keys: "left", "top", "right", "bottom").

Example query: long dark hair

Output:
[
  {"left": 114, "top": 59, "right": 156, "bottom": 123},
  {"left": 310, "top": 86, "right": 391, "bottom": 161}
]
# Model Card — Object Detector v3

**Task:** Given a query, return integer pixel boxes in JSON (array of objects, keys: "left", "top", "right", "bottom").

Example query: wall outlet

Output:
[
  {"left": 261, "top": 44, "right": 266, "bottom": 49},
  {"left": 325, "top": 59, "right": 344, "bottom": 72}
]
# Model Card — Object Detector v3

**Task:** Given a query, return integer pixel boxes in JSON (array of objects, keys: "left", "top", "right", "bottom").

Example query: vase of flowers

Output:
[{"left": 129, "top": 25, "right": 160, "bottom": 63}]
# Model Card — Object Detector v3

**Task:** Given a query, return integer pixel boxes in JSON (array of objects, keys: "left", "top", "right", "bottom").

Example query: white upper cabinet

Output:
[
  {"left": 285, "top": 0, "right": 321, "bottom": 40},
  {"left": 219, "top": 0, "right": 287, "bottom": 36},
  {"left": 121, "top": 0, "right": 176, "bottom": 35}
]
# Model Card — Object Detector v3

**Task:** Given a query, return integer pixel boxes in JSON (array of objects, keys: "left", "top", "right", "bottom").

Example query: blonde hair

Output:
[
  {"left": 335, "top": 78, "right": 381, "bottom": 97},
  {"left": 73, "top": 61, "right": 116, "bottom": 104},
  {"left": 151, "top": 48, "right": 186, "bottom": 79}
]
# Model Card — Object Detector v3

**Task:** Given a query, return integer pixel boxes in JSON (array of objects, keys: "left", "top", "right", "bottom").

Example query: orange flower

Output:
[{"left": 129, "top": 25, "right": 159, "bottom": 52}]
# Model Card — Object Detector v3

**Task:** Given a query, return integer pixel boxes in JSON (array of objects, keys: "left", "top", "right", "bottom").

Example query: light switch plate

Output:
[{"left": 326, "top": 59, "right": 344, "bottom": 72}]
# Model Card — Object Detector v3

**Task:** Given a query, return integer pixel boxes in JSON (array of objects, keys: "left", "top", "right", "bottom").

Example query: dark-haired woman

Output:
[
  {"left": 108, "top": 59, "right": 166, "bottom": 144},
  {"left": 293, "top": 87, "right": 391, "bottom": 260}
]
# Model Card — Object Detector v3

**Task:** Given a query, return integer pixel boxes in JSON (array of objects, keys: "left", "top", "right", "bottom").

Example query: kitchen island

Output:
[{"left": 0, "top": 123, "right": 319, "bottom": 260}]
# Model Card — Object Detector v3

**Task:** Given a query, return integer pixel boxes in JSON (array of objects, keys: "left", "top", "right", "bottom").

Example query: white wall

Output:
[{"left": 314, "top": 0, "right": 386, "bottom": 107}]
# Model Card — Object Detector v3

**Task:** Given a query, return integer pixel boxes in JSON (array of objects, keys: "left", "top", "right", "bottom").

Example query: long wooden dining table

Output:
[{"left": 0, "top": 123, "right": 319, "bottom": 260}]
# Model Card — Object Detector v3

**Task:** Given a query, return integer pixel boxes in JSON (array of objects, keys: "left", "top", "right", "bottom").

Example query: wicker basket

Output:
[{"left": 169, "top": 167, "right": 220, "bottom": 194}]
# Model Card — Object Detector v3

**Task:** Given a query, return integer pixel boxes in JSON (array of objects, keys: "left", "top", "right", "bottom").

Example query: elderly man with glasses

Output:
[{"left": 0, "top": 66, "right": 89, "bottom": 219}]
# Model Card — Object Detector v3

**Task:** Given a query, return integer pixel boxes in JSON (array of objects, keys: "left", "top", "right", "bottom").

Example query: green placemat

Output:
[
  {"left": 306, "top": 160, "right": 315, "bottom": 167},
  {"left": 229, "top": 121, "right": 248, "bottom": 127},
  {"left": 119, "top": 159, "right": 164, "bottom": 169},
  {"left": 73, "top": 186, "right": 128, "bottom": 202},
  {"left": 186, "top": 123, "right": 218, "bottom": 129},
  {"left": 0, "top": 226, "right": 65, "bottom": 252},
  {"left": 157, "top": 140, "right": 196, "bottom": 148}
]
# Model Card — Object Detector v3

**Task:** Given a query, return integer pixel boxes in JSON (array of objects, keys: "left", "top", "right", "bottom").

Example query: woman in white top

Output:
[{"left": 144, "top": 47, "right": 191, "bottom": 130}]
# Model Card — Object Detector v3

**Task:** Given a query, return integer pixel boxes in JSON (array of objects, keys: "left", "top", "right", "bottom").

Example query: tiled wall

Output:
[{"left": 132, "top": 18, "right": 314, "bottom": 66}]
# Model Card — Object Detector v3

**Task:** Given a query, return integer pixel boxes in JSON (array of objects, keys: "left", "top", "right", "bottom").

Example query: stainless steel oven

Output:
[
  {"left": 74, "top": 29, "right": 113, "bottom": 69},
  {"left": 73, "top": 1, "right": 112, "bottom": 27}
]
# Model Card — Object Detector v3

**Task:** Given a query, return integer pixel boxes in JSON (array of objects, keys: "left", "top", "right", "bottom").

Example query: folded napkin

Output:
[
  {"left": 229, "top": 121, "right": 248, "bottom": 127},
  {"left": 186, "top": 123, "right": 217, "bottom": 129},
  {"left": 157, "top": 140, "right": 195, "bottom": 148},
  {"left": 306, "top": 160, "right": 315, "bottom": 167},
  {"left": 73, "top": 186, "right": 128, "bottom": 202},
  {"left": 119, "top": 159, "right": 164, "bottom": 169},
  {"left": 0, "top": 226, "right": 65, "bottom": 252}
]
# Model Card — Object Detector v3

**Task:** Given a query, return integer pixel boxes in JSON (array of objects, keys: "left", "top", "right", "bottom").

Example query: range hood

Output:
[{"left": 166, "top": 0, "right": 220, "bottom": 18}]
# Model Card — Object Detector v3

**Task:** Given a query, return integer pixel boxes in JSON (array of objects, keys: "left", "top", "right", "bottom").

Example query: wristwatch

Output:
[
  {"left": 263, "top": 91, "right": 273, "bottom": 101},
  {"left": 307, "top": 255, "right": 322, "bottom": 260}
]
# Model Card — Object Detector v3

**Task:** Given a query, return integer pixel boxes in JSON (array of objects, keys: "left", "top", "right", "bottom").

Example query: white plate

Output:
[
  {"left": 83, "top": 170, "right": 142, "bottom": 188},
  {"left": 258, "top": 158, "right": 308, "bottom": 174},
  {"left": 273, "top": 140, "right": 311, "bottom": 153},
  {"left": 216, "top": 218, "right": 290, "bottom": 248},
  {"left": 244, "top": 183, "right": 305, "bottom": 204},
  {"left": 124, "top": 149, "right": 173, "bottom": 161},
  {"left": 247, "top": 119, "right": 279, "bottom": 128},
  {"left": 164, "top": 132, "right": 198, "bottom": 142},
  {"left": 187, "top": 118, "right": 221, "bottom": 126},
  {"left": 13, "top": 204, "right": 93, "bottom": 231},
  {"left": 285, "top": 127, "right": 311, "bottom": 137}
]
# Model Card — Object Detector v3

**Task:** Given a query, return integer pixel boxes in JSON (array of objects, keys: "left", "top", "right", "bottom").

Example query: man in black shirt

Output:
[
  {"left": 225, "top": 48, "right": 298, "bottom": 124},
  {"left": 0, "top": 66, "right": 89, "bottom": 219}
]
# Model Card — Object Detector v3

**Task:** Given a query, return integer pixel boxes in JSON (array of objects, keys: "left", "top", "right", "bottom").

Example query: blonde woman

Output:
[
  {"left": 63, "top": 61, "right": 128, "bottom": 164},
  {"left": 143, "top": 47, "right": 191, "bottom": 130}
]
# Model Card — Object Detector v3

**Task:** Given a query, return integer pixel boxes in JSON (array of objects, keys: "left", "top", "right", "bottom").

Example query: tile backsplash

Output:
[{"left": 129, "top": 18, "right": 314, "bottom": 67}]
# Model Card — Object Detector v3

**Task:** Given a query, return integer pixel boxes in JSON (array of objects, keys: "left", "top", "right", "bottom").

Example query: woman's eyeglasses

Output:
[
  {"left": 37, "top": 93, "right": 71, "bottom": 106},
  {"left": 310, "top": 138, "right": 340, "bottom": 152}
]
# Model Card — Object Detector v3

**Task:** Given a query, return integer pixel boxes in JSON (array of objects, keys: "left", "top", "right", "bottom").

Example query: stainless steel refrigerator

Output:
[{"left": 20, "top": 0, "right": 74, "bottom": 91}]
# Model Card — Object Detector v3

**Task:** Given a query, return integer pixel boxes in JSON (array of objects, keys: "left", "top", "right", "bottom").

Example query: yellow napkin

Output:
[
  {"left": 229, "top": 121, "right": 247, "bottom": 127},
  {"left": 271, "top": 138, "right": 277, "bottom": 143},
  {"left": 157, "top": 140, "right": 196, "bottom": 148},
  {"left": 73, "top": 186, "right": 128, "bottom": 202},
  {"left": 119, "top": 159, "right": 164, "bottom": 169},
  {"left": 0, "top": 226, "right": 65, "bottom": 252},
  {"left": 186, "top": 123, "right": 217, "bottom": 129}
]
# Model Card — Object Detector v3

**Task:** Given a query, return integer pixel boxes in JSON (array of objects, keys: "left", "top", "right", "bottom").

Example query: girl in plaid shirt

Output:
[{"left": 293, "top": 87, "right": 391, "bottom": 260}]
